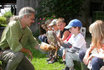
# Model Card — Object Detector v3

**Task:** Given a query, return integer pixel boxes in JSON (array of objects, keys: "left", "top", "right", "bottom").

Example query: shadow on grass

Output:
[{"left": 32, "top": 49, "right": 48, "bottom": 58}]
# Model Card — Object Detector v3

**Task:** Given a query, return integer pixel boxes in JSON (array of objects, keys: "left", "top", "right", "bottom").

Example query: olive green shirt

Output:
[{"left": 0, "top": 20, "right": 38, "bottom": 52}]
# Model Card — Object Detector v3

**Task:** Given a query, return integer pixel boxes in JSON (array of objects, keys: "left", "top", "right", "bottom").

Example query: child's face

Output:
[
  {"left": 69, "top": 27, "right": 79, "bottom": 34},
  {"left": 57, "top": 22, "right": 65, "bottom": 31},
  {"left": 52, "top": 25, "right": 58, "bottom": 31}
]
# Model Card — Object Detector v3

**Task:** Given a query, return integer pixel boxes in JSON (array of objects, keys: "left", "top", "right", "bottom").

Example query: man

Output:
[{"left": 0, "top": 7, "right": 38, "bottom": 70}]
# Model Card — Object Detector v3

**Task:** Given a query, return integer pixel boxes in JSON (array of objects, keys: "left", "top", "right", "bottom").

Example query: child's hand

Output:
[
  {"left": 83, "top": 56, "right": 89, "bottom": 65},
  {"left": 88, "top": 54, "right": 95, "bottom": 60}
]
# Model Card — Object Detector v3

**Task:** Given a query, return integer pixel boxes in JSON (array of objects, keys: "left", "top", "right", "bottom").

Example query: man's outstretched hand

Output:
[
  {"left": 34, "top": 44, "right": 40, "bottom": 50},
  {"left": 21, "top": 48, "right": 33, "bottom": 60}
]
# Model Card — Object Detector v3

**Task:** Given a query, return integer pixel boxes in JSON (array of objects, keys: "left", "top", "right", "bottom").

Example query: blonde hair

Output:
[
  {"left": 89, "top": 20, "right": 104, "bottom": 49},
  {"left": 56, "top": 18, "right": 65, "bottom": 24}
]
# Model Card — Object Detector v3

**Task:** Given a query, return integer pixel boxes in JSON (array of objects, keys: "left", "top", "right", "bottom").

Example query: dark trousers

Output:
[
  {"left": 79, "top": 50, "right": 104, "bottom": 70},
  {"left": 0, "top": 50, "right": 24, "bottom": 70},
  {"left": 16, "top": 56, "right": 35, "bottom": 70},
  {"left": 0, "top": 50, "right": 34, "bottom": 70}
]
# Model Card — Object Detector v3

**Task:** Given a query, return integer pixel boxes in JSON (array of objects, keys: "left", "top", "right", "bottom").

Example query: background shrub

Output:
[
  {"left": 0, "top": 11, "right": 13, "bottom": 27},
  {"left": 3, "top": 11, "right": 13, "bottom": 19},
  {"left": 0, "top": 16, "right": 7, "bottom": 27},
  {"left": 3, "top": 11, "right": 13, "bottom": 24},
  {"left": 36, "top": 0, "right": 85, "bottom": 23}
]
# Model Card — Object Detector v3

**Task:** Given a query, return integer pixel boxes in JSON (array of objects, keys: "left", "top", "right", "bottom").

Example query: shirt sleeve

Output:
[
  {"left": 27, "top": 29, "right": 39, "bottom": 48},
  {"left": 6, "top": 22, "right": 22, "bottom": 52}
]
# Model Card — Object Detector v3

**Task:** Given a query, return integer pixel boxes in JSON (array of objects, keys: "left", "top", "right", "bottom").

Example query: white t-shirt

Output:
[{"left": 68, "top": 33, "right": 86, "bottom": 50}]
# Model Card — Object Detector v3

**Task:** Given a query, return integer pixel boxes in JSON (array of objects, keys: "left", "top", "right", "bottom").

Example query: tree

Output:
[{"left": 36, "top": 0, "right": 85, "bottom": 22}]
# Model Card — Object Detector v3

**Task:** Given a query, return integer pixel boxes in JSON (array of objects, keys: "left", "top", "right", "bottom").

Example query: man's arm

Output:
[
  {"left": 28, "top": 29, "right": 39, "bottom": 49},
  {"left": 21, "top": 48, "right": 33, "bottom": 60}
]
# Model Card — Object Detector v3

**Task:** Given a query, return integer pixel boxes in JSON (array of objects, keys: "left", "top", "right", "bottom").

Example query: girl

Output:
[{"left": 79, "top": 20, "right": 104, "bottom": 70}]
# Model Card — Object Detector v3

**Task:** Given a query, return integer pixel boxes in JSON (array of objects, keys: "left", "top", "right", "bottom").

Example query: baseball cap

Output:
[
  {"left": 65, "top": 19, "right": 82, "bottom": 29},
  {"left": 49, "top": 19, "right": 57, "bottom": 26}
]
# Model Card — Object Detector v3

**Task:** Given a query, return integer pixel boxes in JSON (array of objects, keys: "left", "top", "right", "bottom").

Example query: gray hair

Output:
[
  {"left": 10, "top": 7, "right": 35, "bottom": 21},
  {"left": 19, "top": 7, "right": 35, "bottom": 18}
]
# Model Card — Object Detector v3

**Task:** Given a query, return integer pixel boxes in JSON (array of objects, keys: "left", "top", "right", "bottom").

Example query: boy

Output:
[
  {"left": 46, "top": 19, "right": 59, "bottom": 64},
  {"left": 62, "top": 19, "right": 86, "bottom": 70},
  {"left": 56, "top": 18, "right": 70, "bottom": 41},
  {"left": 56, "top": 18, "right": 70, "bottom": 62},
  {"left": 38, "top": 19, "right": 52, "bottom": 43}
]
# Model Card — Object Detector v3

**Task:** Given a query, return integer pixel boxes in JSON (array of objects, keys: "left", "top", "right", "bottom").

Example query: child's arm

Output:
[
  {"left": 88, "top": 49, "right": 104, "bottom": 60},
  {"left": 83, "top": 45, "right": 94, "bottom": 65},
  {"left": 61, "top": 31, "right": 70, "bottom": 41}
]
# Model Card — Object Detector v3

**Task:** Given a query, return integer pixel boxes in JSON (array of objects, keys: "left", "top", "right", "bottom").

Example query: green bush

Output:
[
  {"left": 36, "top": 0, "right": 85, "bottom": 22},
  {"left": 3, "top": 11, "right": 13, "bottom": 19},
  {"left": 3, "top": 11, "right": 13, "bottom": 24},
  {"left": 0, "top": 11, "right": 13, "bottom": 27},
  {"left": 0, "top": 16, "right": 7, "bottom": 27},
  {"left": 93, "top": 11, "right": 104, "bottom": 22}
]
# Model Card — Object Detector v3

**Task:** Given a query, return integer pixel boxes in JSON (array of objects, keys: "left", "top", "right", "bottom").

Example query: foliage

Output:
[
  {"left": 37, "top": 15, "right": 56, "bottom": 25},
  {"left": 3, "top": 11, "right": 13, "bottom": 19},
  {"left": 0, "top": 16, "right": 7, "bottom": 27},
  {"left": 92, "top": 11, "right": 104, "bottom": 22},
  {"left": 3, "top": 11, "right": 13, "bottom": 24},
  {"left": 36, "top": 0, "right": 85, "bottom": 22},
  {"left": 0, "top": 11, "right": 13, "bottom": 27}
]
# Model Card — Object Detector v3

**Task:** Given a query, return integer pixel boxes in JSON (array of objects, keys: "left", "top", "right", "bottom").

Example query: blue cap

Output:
[{"left": 65, "top": 19, "right": 82, "bottom": 29}]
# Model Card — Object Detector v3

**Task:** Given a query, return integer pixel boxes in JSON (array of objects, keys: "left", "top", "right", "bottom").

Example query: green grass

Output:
[
  {"left": 30, "top": 49, "right": 81, "bottom": 70},
  {"left": 31, "top": 49, "right": 65, "bottom": 70}
]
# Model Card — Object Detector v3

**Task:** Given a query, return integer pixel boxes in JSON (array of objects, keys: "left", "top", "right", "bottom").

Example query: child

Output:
[
  {"left": 62, "top": 19, "right": 86, "bottom": 70},
  {"left": 46, "top": 19, "right": 60, "bottom": 64},
  {"left": 79, "top": 20, "right": 104, "bottom": 70},
  {"left": 56, "top": 18, "right": 70, "bottom": 41},
  {"left": 48, "top": 19, "right": 59, "bottom": 35},
  {"left": 56, "top": 18, "right": 70, "bottom": 62},
  {"left": 38, "top": 19, "right": 52, "bottom": 43}
]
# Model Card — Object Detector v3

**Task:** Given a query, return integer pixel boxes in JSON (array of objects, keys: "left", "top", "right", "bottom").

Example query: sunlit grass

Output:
[
  {"left": 31, "top": 49, "right": 65, "bottom": 70},
  {"left": 30, "top": 48, "right": 83, "bottom": 70}
]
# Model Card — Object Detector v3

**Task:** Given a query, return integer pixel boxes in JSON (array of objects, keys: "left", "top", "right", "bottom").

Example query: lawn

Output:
[
  {"left": 31, "top": 49, "right": 81, "bottom": 70},
  {"left": 31, "top": 49, "right": 65, "bottom": 70}
]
